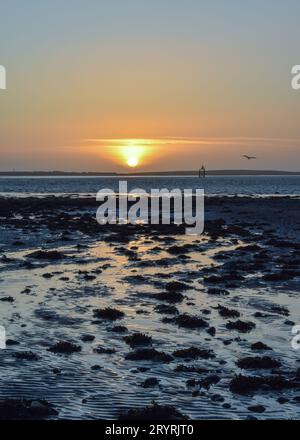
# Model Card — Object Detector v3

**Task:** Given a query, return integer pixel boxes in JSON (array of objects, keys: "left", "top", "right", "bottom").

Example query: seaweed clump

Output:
[
  {"left": 125, "top": 349, "right": 173, "bottom": 363},
  {"left": 0, "top": 399, "right": 58, "bottom": 420},
  {"left": 174, "top": 314, "right": 208, "bottom": 329},
  {"left": 217, "top": 305, "right": 240, "bottom": 318},
  {"left": 14, "top": 351, "right": 39, "bottom": 361},
  {"left": 226, "top": 320, "right": 255, "bottom": 333},
  {"left": 47, "top": 341, "right": 81, "bottom": 354},
  {"left": 229, "top": 374, "right": 298, "bottom": 395},
  {"left": 93, "top": 307, "right": 124, "bottom": 321},
  {"left": 236, "top": 356, "right": 280, "bottom": 370},
  {"left": 173, "top": 346, "right": 215, "bottom": 360},
  {"left": 118, "top": 401, "right": 188, "bottom": 420},
  {"left": 123, "top": 332, "right": 152, "bottom": 347}
]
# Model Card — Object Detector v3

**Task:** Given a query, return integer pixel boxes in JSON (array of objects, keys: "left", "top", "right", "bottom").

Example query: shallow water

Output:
[
  {"left": 1, "top": 175, "right": 300, "bottom": 197},
  {"left": 0, "top": 219, "right": 299, "bottom": 420}
]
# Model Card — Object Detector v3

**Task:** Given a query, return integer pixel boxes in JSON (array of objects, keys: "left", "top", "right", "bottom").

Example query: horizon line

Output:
[{"left": 1, "top": 169, "right": 300, "bottom": 176}]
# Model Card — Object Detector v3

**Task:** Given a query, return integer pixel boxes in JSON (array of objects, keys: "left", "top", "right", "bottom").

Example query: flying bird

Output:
[{"left": 242, "top": 155, "right": 257, "bottom": 160}]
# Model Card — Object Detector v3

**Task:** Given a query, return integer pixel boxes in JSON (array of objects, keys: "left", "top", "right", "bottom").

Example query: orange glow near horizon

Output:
[
  {"left": 85, "top": 137, "right": 257, "bottom": 170},
  {"left": 120, "top": 140, "right": 145, "bottom": 168},
  {"left": 87, "top": 138, "right": 162, "bottom": 169},
  {"left": 82, "top": 136, "right": 300, "bottom": 172}
]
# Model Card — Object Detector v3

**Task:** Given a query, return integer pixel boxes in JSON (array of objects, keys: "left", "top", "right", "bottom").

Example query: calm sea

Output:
[{"left": 0, "top": 175, "right": 299, "bottom": 197}]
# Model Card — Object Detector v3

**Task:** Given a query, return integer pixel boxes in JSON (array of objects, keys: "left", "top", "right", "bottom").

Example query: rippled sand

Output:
[{"left": 0, "top": 196, "right": 300, "bottom": 420}]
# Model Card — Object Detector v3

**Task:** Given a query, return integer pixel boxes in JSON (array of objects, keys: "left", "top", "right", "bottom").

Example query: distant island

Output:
[{"left": 0, "top": 170, "right": 300, "bottom": 176}]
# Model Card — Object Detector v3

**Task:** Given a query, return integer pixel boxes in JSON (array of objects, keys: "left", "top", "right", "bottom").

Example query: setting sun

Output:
[
  {"left": 86, "top": 138, "right": 165, "bottom": 170},
  {"left": 120, "top": 140, "right": 146, "bottom": 168},
  {"left": 127, "top": 157, "right": 139, "bottom": 167}
]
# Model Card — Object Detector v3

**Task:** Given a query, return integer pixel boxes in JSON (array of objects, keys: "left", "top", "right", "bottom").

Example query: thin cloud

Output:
[{"left": 84, "top": 137, "right": 300, "bottom": 147}]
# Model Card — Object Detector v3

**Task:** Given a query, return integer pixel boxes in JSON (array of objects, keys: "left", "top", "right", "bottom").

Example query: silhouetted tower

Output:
[{"left": 199, "top": 165, "right": 206, "bottom": 178}]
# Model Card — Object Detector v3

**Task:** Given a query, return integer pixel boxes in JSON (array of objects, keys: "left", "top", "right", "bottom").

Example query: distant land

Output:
[{"left": 0, "top": 170, "right": 300, "bottom": 176}]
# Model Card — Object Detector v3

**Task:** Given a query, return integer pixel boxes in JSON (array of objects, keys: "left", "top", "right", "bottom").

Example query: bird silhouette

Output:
[{"left": 242, "top": 155, "right": 257, "bottom": 160}]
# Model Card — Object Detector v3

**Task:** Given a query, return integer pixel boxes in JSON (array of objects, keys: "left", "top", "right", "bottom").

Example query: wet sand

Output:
[{"left": 0, "top": 196, "right": 300, "bottom": 420}]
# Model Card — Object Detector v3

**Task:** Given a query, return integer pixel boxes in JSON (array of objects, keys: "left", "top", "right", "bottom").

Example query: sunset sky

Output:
[{"left": 0, "top": 0, "right": 300, "bottom": 171}]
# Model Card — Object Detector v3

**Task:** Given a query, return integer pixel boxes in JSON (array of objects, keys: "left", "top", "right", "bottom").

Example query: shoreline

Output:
[
  {"left": 1, "top": 170, "right": 300, "bottom": 177},
  {"left": 1, "top": 193, "right": 300, "bottom": 200}
]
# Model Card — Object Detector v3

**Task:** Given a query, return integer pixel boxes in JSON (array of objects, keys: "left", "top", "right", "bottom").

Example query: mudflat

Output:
[{"left": 0, "top": 195, "right": 299, "bottom": 420}]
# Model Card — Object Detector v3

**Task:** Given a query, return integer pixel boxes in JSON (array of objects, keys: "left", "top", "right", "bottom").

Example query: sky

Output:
[{"left": 0, "top": 0, "right": 300, "bottom": 172}]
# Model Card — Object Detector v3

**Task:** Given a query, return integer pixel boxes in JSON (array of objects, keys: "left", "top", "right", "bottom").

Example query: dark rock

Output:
[
  {"left": 223, "top": 340, "right": 232, "bottom": 346},
  {"left": 118, "top": 401, "right": 188, "bottom": 420},
  {"left": 0, "top": 296, "right": 14, "bottom": 302},
  {"left": 229, "top": 374, "right": 298, "bottom": 395},
  {"left": 91, "top": 365, "right": 102, "bottom": 371},
  {"left": 174, "top": 365, "right": 208, "bottom": 374},
  {"left": 165, "top": 281, "right": 190, "bottom": 292},
  {"left": 251, "top": 342, "right": 272, "bottom": 351},
  {"left": 110, "top": 325, "right": 128, "bottom": 333},
  {"left": 93, "top": 346, "right": 116, "bottom": 354},
  {"left": 207, "top": 327, "right": 216, "bottom": 336},
  {"left": 237, "top": 356, "right": 281, "bottom": 370},
  {"left": 47, "top": 341, "right": 81, "bottom": 354},
  {"left": 154, "top": 304, "right": 178, "bottom": 315},
  {"left": 6, "top": 339, "right": 20, "bottom": 346},
  {"left": 204, "top": 276, "right": 224, "bottom": 285},
  {"left": 83, "top": 274, "right": 96, "bottom": 281},
  {"left": 123, "top": 274, "right": 146, "bottom": 283},
  {"left": 42, "top": 273, "right": 53, "bottom": 279},
  {"left": 27, "top": 250, "right": 66, "bottom": 260},
  {"left": 0, "top": 399, "right": 58, "bottom": 420},
  {"left": 211, "top": 394, "right": 224, "bottom": 403},
  {"left": 226, "top": 320, "right": 255, "bottom": 333},
  {"left": 81, "top": 334, "right": 95, "bottom": 342},
  {"left": 173, "top": 347, "right": 215, "bottom": 360},
  {"left": 155, "top": 291, "right": 184, "bottom": 303},
  {"left": 248, "top": 405, "right": 266, "bottom": 413},
  {"left": 236, "top": 244, "right": 261, "bottom": 252},
  {"left": 123, "top": 332, "right": 152, "bottom": 347},
  {"left": 223, "top": 403, "right": 231, "bottom": 409},
  {"left": 141, "top": 378, "right": 160, "bottom": 388},
  {"left": 93, "top": 307, "right": 124, "bottom": 321},
  {"left": 217, "top": 305, "right": 240, "bottom": 318},
  {"left": 277, "top": 397, "right": 289, "bottom": 404},
  {"left": 262, "top": 272, "right": 291, "bottom": 282},
  {"left": 14, "top": 351, "right": 39, "bottom": 361},
  {"left": 136, "top": 309, "right": 149, "bottom": 315},
  {"left": 207, "top": 288, "right": 230, "bottom": 296},
  {"left": 254, "top": 312, "right": 270, "bottom": 318},
  {"left": 174, "top": 313, "right": 208, "bottom": 329},
  {"left": 125, "top": 349, "right": 173, "bottom": 363},
  {"left": 167, "top": 245, "right": 193, "bottom": 255}
]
